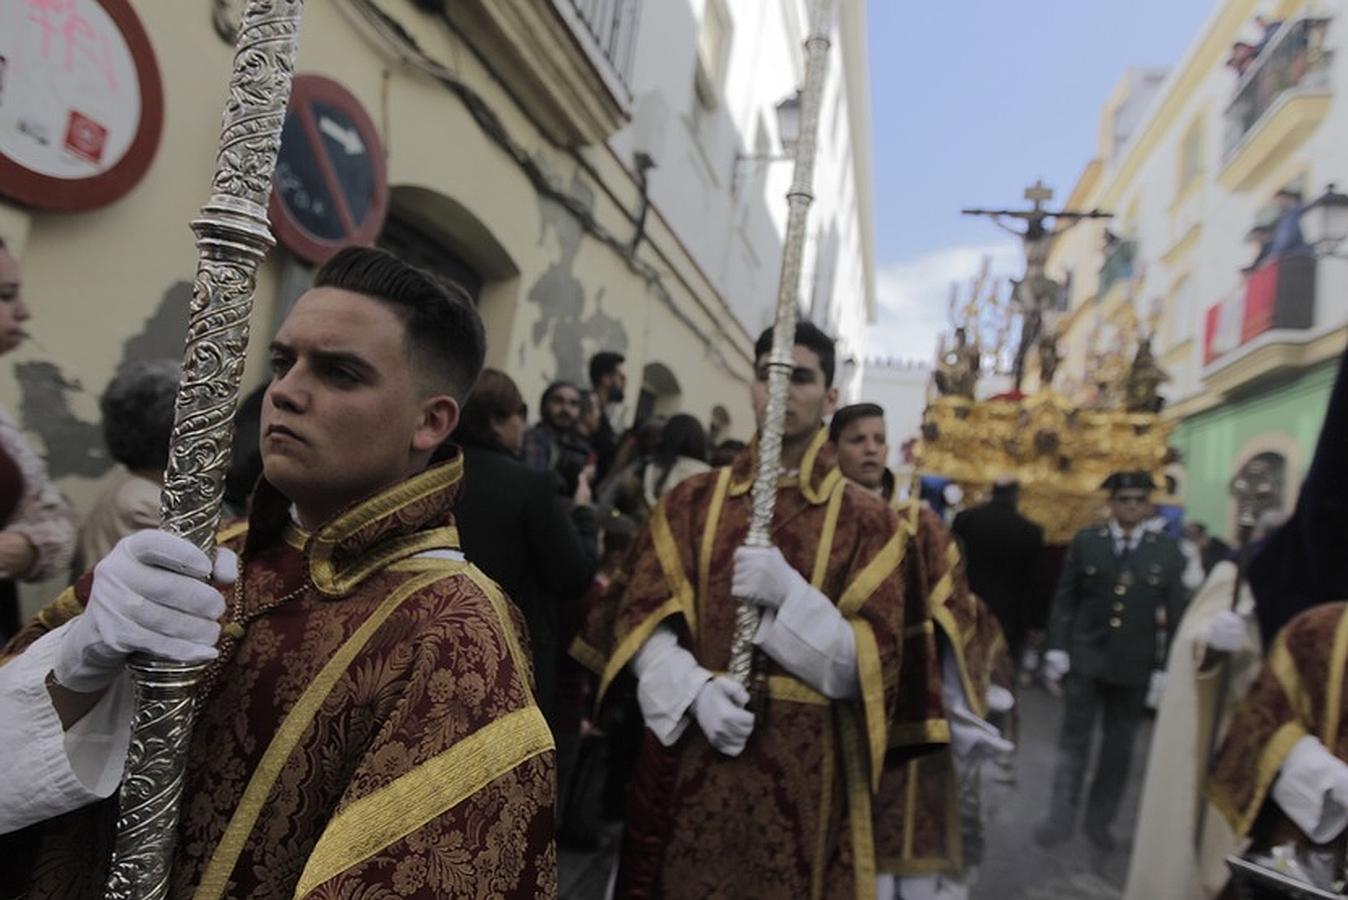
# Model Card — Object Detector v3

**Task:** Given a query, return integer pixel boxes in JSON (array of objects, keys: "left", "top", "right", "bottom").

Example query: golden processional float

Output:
[{"left": 913, "top": 183, "right": 1177, "bottom": 544}]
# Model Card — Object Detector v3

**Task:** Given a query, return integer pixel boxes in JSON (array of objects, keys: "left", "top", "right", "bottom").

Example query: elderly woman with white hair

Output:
[{"left": 74, "top": 360, "right": 180, "bottom": 572}]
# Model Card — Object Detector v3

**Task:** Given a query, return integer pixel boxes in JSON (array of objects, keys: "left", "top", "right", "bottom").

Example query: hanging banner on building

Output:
[
  {"left": 0, "top": 0, "right": 164, "bottom": 211},
  {"left": 269, "top": 74, "right": 389, "bottom": 264}
]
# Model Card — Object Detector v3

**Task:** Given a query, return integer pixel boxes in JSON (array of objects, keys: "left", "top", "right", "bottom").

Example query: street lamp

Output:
[
  {"left": 1302, "top": 183, "right": 1348, "bottom": 259},
  {"left": 732, "top": 90, "right": 803, "bottom": 194}
]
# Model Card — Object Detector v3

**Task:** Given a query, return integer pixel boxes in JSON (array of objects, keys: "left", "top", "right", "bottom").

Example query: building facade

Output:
[
  {"left": 1043, "top": 0, "right": 1346, "bottom": 539},
  {"left": 0, "top": 0, "right": 876, "bottom": 607}
]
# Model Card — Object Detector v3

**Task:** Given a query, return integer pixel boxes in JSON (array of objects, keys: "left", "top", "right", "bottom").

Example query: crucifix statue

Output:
[{"left": 963, "top": 181, "right": 1113, "bottom": 390}]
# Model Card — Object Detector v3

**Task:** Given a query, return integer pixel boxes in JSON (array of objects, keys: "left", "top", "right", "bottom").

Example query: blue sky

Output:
[{"left": 864, "top": 1, "right": 1218, "bottom": 361}]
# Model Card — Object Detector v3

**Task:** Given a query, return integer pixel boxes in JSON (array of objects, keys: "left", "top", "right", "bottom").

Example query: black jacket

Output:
[
  {"left": 444, "top": 436, "right": 598, "bottom": 723},
  {"left": 951, "top": 499, "right": 1045, "bottom": 652}
]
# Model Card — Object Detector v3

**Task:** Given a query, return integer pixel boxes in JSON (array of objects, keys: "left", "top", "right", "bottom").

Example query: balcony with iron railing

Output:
[
  {"left": 552, "top": 0, "right": 639, "bottom": 102},
  {"left": 1220, "top": 16, "right": 1334, "bottom": 189}
]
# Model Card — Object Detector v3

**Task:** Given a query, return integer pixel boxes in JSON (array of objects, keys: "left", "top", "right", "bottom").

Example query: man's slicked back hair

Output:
[
  {"left": 589, "top": 351, "right": 625, "bottom": 386},
  {"left": 754, "top": 320, "right": 837, "bottom": 387},
  {"left": 828, "top": 402, "right": 885, "bottom": 444},
  {"left": 314, "top": 245, "right": 486, "bottom": 401}
]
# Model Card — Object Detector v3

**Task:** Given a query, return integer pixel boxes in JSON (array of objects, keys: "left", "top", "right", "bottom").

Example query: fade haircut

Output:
[
  {"left": 753, "top": 320, "right": 837, "bottom": 387},
  {"left": 828, "top": 402, "right": 885, "bottom": 443},
  {"left": 589, "top": 351, "right": 625, "bottom": 386},
  {"left": 313, "top": 246, "right": 486, "bottom": 401}
]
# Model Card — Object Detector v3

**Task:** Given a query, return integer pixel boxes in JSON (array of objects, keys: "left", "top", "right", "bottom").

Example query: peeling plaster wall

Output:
[{"left": 0, "top": 0, "right": 761, "bottom": 618}]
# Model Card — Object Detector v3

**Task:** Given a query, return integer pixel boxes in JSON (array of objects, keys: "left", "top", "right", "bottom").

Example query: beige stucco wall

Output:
[{"left": 1, "top": 0, "right": 760, "bottom": 614}]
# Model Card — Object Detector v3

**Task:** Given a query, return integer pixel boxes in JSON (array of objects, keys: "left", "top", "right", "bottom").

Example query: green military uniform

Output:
[{"left": 1043, "top": 523, "right": 1188, "bottom": 842}]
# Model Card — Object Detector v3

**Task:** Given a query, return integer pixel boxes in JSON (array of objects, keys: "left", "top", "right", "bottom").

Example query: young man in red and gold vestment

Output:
[
  {"left": 573, "top": 324, "right": 944, "bottom": 899},
  {"left": 830, "top": 403, "right": 1015, "bottom": 900},
  {"left": 0, "top": 247, "right": 556, "bottom": 898}
]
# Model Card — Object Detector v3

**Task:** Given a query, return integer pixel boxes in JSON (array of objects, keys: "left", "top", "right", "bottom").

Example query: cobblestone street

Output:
[{"left": 560, "top": 682, "right": 1156, "bottom": 899}]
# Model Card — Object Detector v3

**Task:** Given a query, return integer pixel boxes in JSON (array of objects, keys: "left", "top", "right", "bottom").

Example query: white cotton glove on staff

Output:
[
  {"left": 692, "top": 676, "right": 755, "bottom": 757},
  {"left": 1204, "top": 609, "right": 1248, "bottom": 653},
  {"left": 1043, "top": 649, "right": 1070, "bottom": 681},
  {"left": 54, "top": 530, "right": 236, "bottom": 693},
  {"left": 732, "top": 546, "right": 809, "bottom": 610}
]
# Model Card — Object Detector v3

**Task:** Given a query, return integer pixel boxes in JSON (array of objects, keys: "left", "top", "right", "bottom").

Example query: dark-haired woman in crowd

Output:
[
  {"left": 642, "top": 413, "right": 710, "bottom": 508},
  {"left": 0, "top": 240, "right": 75, "bottom": 641}
]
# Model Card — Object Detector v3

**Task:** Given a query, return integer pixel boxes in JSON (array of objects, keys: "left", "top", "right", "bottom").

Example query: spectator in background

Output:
[
  {"left": 642, "top": 414, "right": 710, "bottom": 509},
  {"left": 710, "top": 438, "right": 746, "bottom": 468},
  {"left": 440, "top": 368, "right": 598, "bottom": 724},
  {"left": 951, "top": 477, "right": 1046, "bottom": 669},
  {"left": 1267, "top": 187, "right": 1311, "bottom": 259},
  {"left": 576, "top": 389, "right": 602, "bottom": 442},
  {"left": 596, "top": 415, "right": 666, "bottom": 522},
  {"left": 1182, "top": 521, "right": 1231, "bottom": 577},
  {"left": 75, "top": 361, "right": 180, "bottom": 573},
  {"left": 588, "top": 351, "right": 627, "bottom": 479},
  {"left": 522, "top": 380, "right": 592, "bottom": 496},
  {"left": 0, "top": 239, "right": 76, "bottom": 641},
  {"left": 222, "top": 383, "right": 267, "bottom": 518}
]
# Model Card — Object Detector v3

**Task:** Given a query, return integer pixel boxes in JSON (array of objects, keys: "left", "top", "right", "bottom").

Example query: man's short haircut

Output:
[
  {"left": 828, "top": 402, "right": 885, "bottom": 443},
  {"left": 101, "top": 360, "right": 181, "bottom": 471},
  {"left": 589, "top": 351, "right": 625, "bottom": 386},
  {"left": 313, "top": 245, "right": 485, "bottom": 401},
  {"left": 459, "top": 368, "right": 526, "bottom": 446},
  {"left": 754, "top": 321, "right": 837, "bottom": 387}
]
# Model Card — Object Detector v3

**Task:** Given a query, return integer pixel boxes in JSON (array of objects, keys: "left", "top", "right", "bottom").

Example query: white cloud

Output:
[{"left": 865, "top": 240, "right": 1022, "bottom": 363}]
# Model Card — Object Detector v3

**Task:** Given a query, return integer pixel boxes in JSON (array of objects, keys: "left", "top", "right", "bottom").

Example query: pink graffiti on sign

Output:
[{"left": 25, "top": 0, "right": 120, "bottom": 92}]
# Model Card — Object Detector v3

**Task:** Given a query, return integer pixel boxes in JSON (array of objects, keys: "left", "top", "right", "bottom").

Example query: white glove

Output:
[
  {"left": 54, "top": 530, "right": 235, "bottom": 693},
  {"left": 733, "top": 546, "right": 808, "bottom": 610},
  {"left": 986, "top": 684, "right": 1015, "bottom": 714},
  {"left": 949, "top": 704, "right": 1014, "bottom": 764},
  {"left": 692, "top": 675, "right": 755, "bottom": 756},
  {"left": 1272, "top": 735, "right": 1348, "bottom": 843},
  {"left": 1044, "top": 649, "right": 1070, "bottom": 681},
  {"left": 1146, "top": 669, "right": 1167, "bottom": 710},
  {"left": 1204, "top": 610, "right": 1248, "bottom": 653}
]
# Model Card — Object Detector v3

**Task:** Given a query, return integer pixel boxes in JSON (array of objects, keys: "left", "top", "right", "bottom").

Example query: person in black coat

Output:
[
  {"left": 434, "top": 368, "right": 598, "bottom": 725},
  {"left": 951, "top": 477, "right": 1046, "bottom": 665},
  {"left": 1248, "top": 339, "right": 1348, "bottom": 646}
]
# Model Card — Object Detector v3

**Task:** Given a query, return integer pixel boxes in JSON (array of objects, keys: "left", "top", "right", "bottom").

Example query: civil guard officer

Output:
[{"left": 1034, "top": 470, "right": 1188, "bottom": 853}]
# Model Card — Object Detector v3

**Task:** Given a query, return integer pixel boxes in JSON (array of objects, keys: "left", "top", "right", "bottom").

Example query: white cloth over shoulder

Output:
[
  {"left": 752, "top": 575, "right": 858, "bottom": 699},
  {"left": 0, "top": 622, "right": 133, "bottom": 835},
  {"left": 1271, "top": 735, "right": 1348, "bottom": 843}
]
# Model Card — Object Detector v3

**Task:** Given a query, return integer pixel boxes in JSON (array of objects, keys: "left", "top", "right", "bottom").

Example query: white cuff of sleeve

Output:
[
  {"left": 630, "top": 624, "right": 711, "bottom": 746},
  {"left": 0, "top": 621, "right": 132, "bottom": 835},
  {"left": 1272, "top": 735, "right": 1348, "bottom": 844},
  {"left": 752, "top": 579, "right": 858, "bottom": 699}
]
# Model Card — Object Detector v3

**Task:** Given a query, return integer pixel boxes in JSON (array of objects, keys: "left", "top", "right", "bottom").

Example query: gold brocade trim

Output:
[
  {"left": 1268, "top": 635, "right": 1314, "bottom": 726},
  {"left": 809, "top": 718, "right": 835, "bottom": 900},
  {"left": 902, "top": 621, "right": 935, "bottom": 638},
  {"left": 901, "top": 759, "right": 919, "bottom": 859},
  {"left": 931, "top": 604, "right": 983, "bottom": 720},
  {"left": 768, "top": 675, "right": 829, "bottom": 706},
  {"left": 569, "top": 638, "right": 607, "bottom": 676},
  {"left": 193, "top": 568, "right": 449, "bottom": 900},
  {"left": 838, "top": 529, "right": 905, "bottom": 618},
  {"left": 727, "top": 428, "right": 840, "bottom": 505},
  {"left": 282, "top": 521, "right": 308, "bottom": 551},
  {"left": 927, "top": 571, "right": 954, "bottom": 611},
  {"left": 462, "top": 565, "right": 533, "bottom": 695},
  {"left": 812, "top": 479, "right": 846, "bottom": 587},
  {"left": 218, "top": 521, "right": 250, "bottom": 545},
  {"left": 839, "top": 706, "right": 877, "bottom": 900},
  {"left": 309, "top": 527, "right": 462, "bottom": 598},
  {"left": 650, "top": 502, "right": 697, "bottom": 638},
  {"left": 384, "top": 558, "right": 468, "bottom": 574},
  {"left": 697, "top": 467, "right": 732, "bottom": 647},
  {"left": 598, "top": 596, "right": 684, "bottom": 704},
  {"left": 293, "top": 705, "right": 554, "bottom": 896},
  {"left": 1324, "top": 606, "right": 1348, "bottom": 742},
  {"left": 35, "top": 587, "right": 83, "bottom": 632},
  {"left": 306, "top": 457, "right": 463, "bottom": 596},
  {"left": 889, "top": 718, "right": 952, "bottom": 749},
  {"left": 1207, "top": 720, "right": 1308, "bottom": 839},
  {"left": 853, "top": 619, "right": 887, "bottom": 791}
]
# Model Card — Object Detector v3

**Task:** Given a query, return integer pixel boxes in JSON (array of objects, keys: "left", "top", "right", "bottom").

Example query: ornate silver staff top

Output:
[
  {"left": 727, "top": 0, "right": 836, "bottom": 690},
  {"left": 105, "top": 4, "right": 305, "bottom": 899}
]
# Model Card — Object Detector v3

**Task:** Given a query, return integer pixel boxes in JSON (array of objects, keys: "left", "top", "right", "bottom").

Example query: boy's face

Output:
[
  {"left": 833, "top": 415, "right": 888, "bottom": 490},
  {"left": 751, "top": 344, "right": 838, "bottom": 441},
  {"left": 261, "top": 287, "right": 450, "bottom": 521}
]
